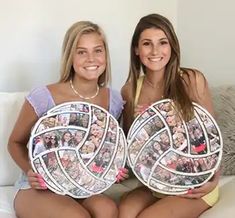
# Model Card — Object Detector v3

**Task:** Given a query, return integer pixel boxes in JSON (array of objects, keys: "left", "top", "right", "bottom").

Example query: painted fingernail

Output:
[
  {"left": 38, "top": 177, "right": 44, "bottom": 181},
  {"left": 40, "top": 182, "right": 47, "bottom": 188},
  {"left": 116, "top": 175, "right": 122, "bottom": 180},
  {"left": 39, "top": 179, "right": 46, "bottom": 185},
  {"left": 187, "top": 189, "right": 192, "bottom": 194},
  {"left": 37, "top": 174, "right": 43, "bottom": 179},
  {"left": 38, "top": 179, "right": 45, "bottom": 185}
]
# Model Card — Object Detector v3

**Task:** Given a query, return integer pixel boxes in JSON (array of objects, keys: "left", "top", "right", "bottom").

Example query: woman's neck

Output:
[
  {"left": 70, "top": 77, "right": 99, "bottom": 99},
  {"left": 144, "top": 71, "right": 164, "bottom": 89}
]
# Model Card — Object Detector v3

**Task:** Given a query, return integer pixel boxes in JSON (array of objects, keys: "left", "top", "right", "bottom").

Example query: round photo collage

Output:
[
  {"left": 29, "top": 102, "right": 127, "bottom": 198},
  {"left": 127, "top": 99, "right": 223, "bottom": 195}
]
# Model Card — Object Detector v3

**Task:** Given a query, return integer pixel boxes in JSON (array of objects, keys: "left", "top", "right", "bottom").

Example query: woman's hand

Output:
[
  {"left": 180, "top": 170, "right": 220, "bottom": 199},
  {"left": 116, "top": 168, "right": 129, "bottom": 183},
  {"left": 27, "top": 169, "right": 47, "bottom": 190}
]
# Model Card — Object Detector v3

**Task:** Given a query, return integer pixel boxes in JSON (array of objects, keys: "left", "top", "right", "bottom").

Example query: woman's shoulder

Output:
[
  {"left": 181, "top": 68, "right": 209, "bottom": 102},
  {"left": 46, "top": 82, "right": 67, "bottom": 95},
  {"left": 28, "top": 82, "right": 62, "bottom": 95},
  {"left": 28, "top": 85, "right": 49, "bottom": 96},
  {"left": 26, "top": 83, "right": 60, "bottom": 117},
  {"left": 27, "top": 85, "right": 52, "bottom": 102},
  {"left": 121, "top": 81, "right": 132, "bottom": 101},
  {"left": 180, "top": 68, "right": 206, "bottom": 85}
]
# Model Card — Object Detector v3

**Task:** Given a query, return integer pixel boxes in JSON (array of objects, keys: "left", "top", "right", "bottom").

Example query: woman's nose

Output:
[
  {"left": 151, "top": 44, "right": 159, "bottom": 55},
  {"left": 87, "top": 52, "right": 95, "bottom": 62}
]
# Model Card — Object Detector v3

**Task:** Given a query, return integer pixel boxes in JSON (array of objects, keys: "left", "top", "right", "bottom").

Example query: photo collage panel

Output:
[
  {"left": 127, "top": 99, "right": 223, "bottom": 195},
  {"left": 29, "top": 102, "right": 127, "bottom": 198}
]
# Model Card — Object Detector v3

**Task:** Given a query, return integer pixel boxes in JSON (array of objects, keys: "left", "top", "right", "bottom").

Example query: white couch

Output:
[{"left": 1, "top": 87, "right": 235, "bottom": 218}]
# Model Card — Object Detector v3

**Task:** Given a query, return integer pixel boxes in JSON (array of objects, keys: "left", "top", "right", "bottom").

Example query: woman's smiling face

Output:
[
  {"left": 73, "top": 32, "right": 106, "bottom": 81},
  {"left": 135, "top": 28, "right": 171, "bottom": 74}
]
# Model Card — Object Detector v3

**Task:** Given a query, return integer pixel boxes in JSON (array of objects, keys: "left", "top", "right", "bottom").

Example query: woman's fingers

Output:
[
  {"left": 27, "top": 169, "right": 47, "bottom": 190},
  {"left": 116, "top": 168, "right": 129, "bottom": 183}
]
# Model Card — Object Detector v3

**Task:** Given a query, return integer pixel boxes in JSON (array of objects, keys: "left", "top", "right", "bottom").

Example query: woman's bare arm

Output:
[{"left": 8, "top": 100, "right": 38, "bottom": 173}]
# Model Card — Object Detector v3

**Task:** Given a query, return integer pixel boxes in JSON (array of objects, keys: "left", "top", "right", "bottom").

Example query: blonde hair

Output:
[{"left": 59, "top": 21, "right": 111, "bottom": 87}]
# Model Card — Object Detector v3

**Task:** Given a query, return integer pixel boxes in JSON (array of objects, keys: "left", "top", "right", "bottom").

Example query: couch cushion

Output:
[
  {"left": 0, "top": 186, "right": 16, "bottom": 217},
  {"left": 200, "top": 176, "right": 235, "bottom": 217},
  {"left": 0, "top": 92, "right": 27, "bottom": 186},
  {"left": 0, "top": 212, "right": 15, "bottom": 218},
  {"left": 211, "top": 86, "right": 235, "bottom": 175}
]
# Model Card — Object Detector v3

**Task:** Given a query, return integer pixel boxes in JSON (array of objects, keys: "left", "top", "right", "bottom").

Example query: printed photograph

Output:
[
  {"left": 33, "top": 158, "right": 62, "bottom": 193},
  {"left": 187, "top": 118, "right": 207, "bottom": 154},
  {"left": 149, "top": 179, "right": 187, "bottom": 194},
  {"left": 154, "top": 101, "right": 175, "bottom": 118},
  {"left": 88, "top": 142, "right": 115, "bottom": 176},
  {"left": 57, "top": 149, "right": 106, "bottom": 192},
  {"left": 35, "top": 116, "right": 57, "bottom": 133},
  {"left": 152, "top": 165, "right": 211, "bottom": 187},
  {"left": 103, "top": 132, "right": 126, "bottom": 182},
  {"left": 42, "top": 152, "right": 78, "bottom": 192}
]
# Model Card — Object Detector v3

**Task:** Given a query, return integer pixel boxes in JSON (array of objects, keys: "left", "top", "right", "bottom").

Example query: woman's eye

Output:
[
  {"left": 77, "top": 50, "right": 86, "bottom": 55},
  {"left": 160, "top": 41, "right": 168, "bottom": 45},
  {"left": 143, "top": 42, "right": 150, "bottom": 46},
  {"left": 95, "top": 48, "right": 103, "bottom": 53}
]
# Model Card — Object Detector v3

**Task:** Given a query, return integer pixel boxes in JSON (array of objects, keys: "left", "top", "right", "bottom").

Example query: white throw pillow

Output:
[{"left": 0, "top": 92, "right": 28, "bottom": 186}]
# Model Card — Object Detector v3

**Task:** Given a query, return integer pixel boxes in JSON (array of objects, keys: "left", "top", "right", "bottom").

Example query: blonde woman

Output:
[{"left": 8, "top": 21, "right": 123, "bottom": 218}]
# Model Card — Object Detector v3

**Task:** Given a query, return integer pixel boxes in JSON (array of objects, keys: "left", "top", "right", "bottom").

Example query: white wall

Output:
[
  {"left": 0, "top": 0, "right": 177, "bottom": 92},
  {"left": 177, "top": 0, "right": 235, "bottom": 86}
]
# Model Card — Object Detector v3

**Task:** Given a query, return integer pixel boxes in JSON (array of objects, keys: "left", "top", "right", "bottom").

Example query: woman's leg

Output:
[
  {"left": 118, "top": 186, "right": 157, "bottom": 218},
  {"left": 14, "top": 189, "right": 91, "bottom": 218},
  {"left": 82, "top": 194, "right": 118, "bottom": 218},
  {"left": 137, "top": 196, "right": 210, "bottom": 218}
]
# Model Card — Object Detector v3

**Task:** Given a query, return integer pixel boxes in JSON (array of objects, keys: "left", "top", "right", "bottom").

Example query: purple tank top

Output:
[{"left": 26, "top": 86, "right": 124, "bottom": 119}]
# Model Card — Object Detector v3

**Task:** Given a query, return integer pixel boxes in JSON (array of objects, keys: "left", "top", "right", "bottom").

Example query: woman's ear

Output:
[{"left": 135, "top": 47, "right": 139, "bottom": 56}]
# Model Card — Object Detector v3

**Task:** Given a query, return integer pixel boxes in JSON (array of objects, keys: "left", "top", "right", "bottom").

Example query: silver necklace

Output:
[
  {"left": 69, "top": 79, "right": 99, "bottom": 100},
  {"left": 144, "top": 77, "right": 161, "bottom": 89},
  {"left": 144, "top": 77, "right": 164, "bottom": 99}
]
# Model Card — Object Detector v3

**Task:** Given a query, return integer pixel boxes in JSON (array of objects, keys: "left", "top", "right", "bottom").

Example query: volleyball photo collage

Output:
[
  {"left": 29, "top": 102, "right": 127, "bottom": 198},
  {"left": 127, "top": 99, "right": 223, "bottom": 195}
]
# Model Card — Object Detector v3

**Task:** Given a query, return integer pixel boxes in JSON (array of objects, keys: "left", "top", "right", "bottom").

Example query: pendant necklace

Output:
[
  {"left": 69, "top": 79, "right": 99, "bottom": 100},
  {"left": 144, "top": 77, "right": 164, "bottom": 99}
]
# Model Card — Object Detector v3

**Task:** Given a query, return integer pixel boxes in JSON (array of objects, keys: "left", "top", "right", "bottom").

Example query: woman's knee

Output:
[
  {"left": 119, "top": 198, "right": 145, "bottom": 218},
  {"left": 119, "top": 196, "right": 131, "bottom": 212},
  {"left": 118, "top": 188, "right": 156, "bottom": 218},
  {"left": 94, "top": 196, "right": 118, "bottom": 217},
  {"left": 14, "top": 189, "right": 91, "bottom": 218},
  {"left": 83, "top": 195, "right": 118, "bottom": 218},
  {"left": 102, "top": 198, "right": 118, "bottom": 218},
  {"left": 61, "top": 205, "right": 91, "bottom": 218}
]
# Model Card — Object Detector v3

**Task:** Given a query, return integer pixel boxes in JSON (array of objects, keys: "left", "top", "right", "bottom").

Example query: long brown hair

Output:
[
  {"left": 126, "top": 13, "right": 194, "bottom": 121},
  {"left": 59, "top": 21, "right": 111, "bottom": 87}
]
